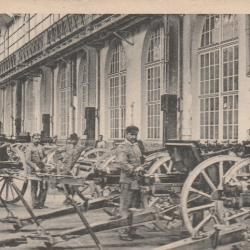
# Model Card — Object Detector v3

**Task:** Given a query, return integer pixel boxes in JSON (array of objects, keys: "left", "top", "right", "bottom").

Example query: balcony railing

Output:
[{"left": 0, "top": 14, "right": 118, "bottom": 77}]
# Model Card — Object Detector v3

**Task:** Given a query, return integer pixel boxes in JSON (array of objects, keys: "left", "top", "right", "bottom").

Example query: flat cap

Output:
[
  {"left": 125, "top": 125, "right": 139, "bottom": 133},
  {"left": 69, "top": 133, "right": 79, "bottom": 140}
]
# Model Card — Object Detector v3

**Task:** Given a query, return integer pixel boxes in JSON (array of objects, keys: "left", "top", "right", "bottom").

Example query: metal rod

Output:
[
  {"left": 11, "top": 181, "right": 42, "bottom": 228},
  {"left": 63, "top": 185, "right": 103, "bottom": 250}
]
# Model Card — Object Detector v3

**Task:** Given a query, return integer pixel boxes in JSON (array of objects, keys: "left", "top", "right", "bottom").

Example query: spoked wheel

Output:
[
  {"left": 222, "top": 158, "right": 250, "bottom": 222},
  {"left": 142, "top": 154, "right": 175, "bottom": 209},
  {"left": 0, "top": 176, "right": 28, "bottom": 204},
  {"left": 0, "top": 146, "right": 28, "bottom": 204},
  {"left": 145, "top": 154, "right": 173, "bottom": 176},
  {"left": 78, "top": 148, "right": 108, "bottom": 164},
  {"left": 224, "top": 158, "right": 250, "bottom": 184},
  {"left": 180, "top": 155, "right": 241, "bottom": 238}
]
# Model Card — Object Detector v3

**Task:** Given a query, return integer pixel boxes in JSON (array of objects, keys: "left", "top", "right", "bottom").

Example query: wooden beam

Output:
[
  {"left": 152, "top": 224, "right": 246, "bottom": 250},
  {"left": 59, "top": 209, "right": 156, "bottom": 238},
  {"left": 0, "top": 235, "right": 27, "bottom": 248},
  {"left": 13, "top": 197, "right": 113, "bottom": 230}
]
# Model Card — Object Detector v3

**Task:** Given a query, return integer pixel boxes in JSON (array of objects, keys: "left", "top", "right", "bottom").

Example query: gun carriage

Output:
[{"left": 0, "top": 140, "right": 249, "bottom": 249}]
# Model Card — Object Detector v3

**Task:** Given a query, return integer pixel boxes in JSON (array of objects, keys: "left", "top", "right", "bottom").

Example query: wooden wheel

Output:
[
  {"left": 180, "top": 155, "right": 241, "bottom": 237},
  {"left": 78, "top": 148, "right": 108, "bottom": 164},
  {"left": 224, "top": 158, "right": 250, "bottom": 184},
  {"left": 221, "top": 158, "right": 250, "bottom": 222},
  {"left": 145, "top": 154, "right": 172, "bottom": 176},
  {"left": 0, "top": 145, "right": 28, "bottom": 204}
]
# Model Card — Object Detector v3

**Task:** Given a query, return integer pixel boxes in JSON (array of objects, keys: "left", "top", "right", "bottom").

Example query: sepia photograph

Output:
[{"left": 0, "top": 0, "right": 249, "bottom": 249}]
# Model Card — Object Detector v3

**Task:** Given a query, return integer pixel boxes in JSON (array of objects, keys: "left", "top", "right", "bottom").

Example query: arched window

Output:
[
  {"left": 107, "top": 40, "right": 126, "bottom": 139},
  {"left": 199, "top": 15, "right": 239, "bottom": 140},
  {"left": 58, "top": 65, "right": 70, "bottom": 137},
  {"left": 144, "top": 24, "right": 165, "bottom": 139}
]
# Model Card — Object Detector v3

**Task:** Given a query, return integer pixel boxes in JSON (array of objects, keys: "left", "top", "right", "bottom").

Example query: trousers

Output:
[
  {"left": 119, "top": 183, "right": 141, "bottom": 236},
  {"left": 31, "top": 180, "right": 48, "bottom": 208}
]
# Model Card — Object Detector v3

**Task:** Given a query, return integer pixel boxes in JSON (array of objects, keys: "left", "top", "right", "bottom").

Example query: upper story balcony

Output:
[{"left": 0, "top": 14, "right": 139, "bottom": 82}]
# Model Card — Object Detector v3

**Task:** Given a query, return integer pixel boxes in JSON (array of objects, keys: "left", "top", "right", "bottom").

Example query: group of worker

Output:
[{"left": 25, "top": 125, "right": 145, "bottom": 241}]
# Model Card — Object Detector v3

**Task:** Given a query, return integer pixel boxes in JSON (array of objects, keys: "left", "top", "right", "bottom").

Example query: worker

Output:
[
  {"left": 112, "top": 125, "right": 144, "bottom": 241},
  {"left": 56, "top": 133, "right": 87, "bottom": 205},
  {"left": 26, "top": 133, "right": 48, "bottom": 209},
  {"left": 95, "top": 134, "right": 107, "bottom": 149}
]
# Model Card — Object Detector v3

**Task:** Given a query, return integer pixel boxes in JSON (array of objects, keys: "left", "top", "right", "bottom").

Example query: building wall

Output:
[
  {"left": 1, "top": 14, "right": 249, "bottom": 144},
  {"left": 99, "top": 17, "right": 179, "bottom": 149},
  {"left": 99, "top": 24, "right": 147, "bottom": 144}
]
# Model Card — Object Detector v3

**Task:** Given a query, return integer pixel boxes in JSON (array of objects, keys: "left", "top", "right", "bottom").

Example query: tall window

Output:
[
  {"left": 144, "top": 24, "right": 164, "bottom": 139},
  {"left": 199, "top": 15, "right": 239, "bottom": 140},
  {"left": 58, "top": 65, "right": 70, "bottom": 137},
  {"left": 108, "top": 41, "right": 126, "bottom": 139}
]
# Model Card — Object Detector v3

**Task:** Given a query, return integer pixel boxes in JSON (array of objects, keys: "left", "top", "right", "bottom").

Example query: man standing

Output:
[
  {"left": 56, "top": 133, "right": 86, "bottom": 205},
  {"left": 26, "top": 133, "right": 48, "bottom": 209},
  {"left": 114, "top": 125, "right": 144, "bottom": 241},
  {"left": 94, "top": 134, "right": 107, "bottom": 149}
]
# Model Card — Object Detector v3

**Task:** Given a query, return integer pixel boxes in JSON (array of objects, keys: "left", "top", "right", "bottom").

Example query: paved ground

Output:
[
  {"left": 0, "top": 186, "right": 187, "bottom": 250},
  {"left": 0, "top": 185, "right": 249, "bottom": 250}
]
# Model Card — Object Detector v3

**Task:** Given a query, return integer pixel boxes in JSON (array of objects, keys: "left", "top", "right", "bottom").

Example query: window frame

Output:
[
  {"left": 198, "top": 14, "right": 239, "bottom": 142},
  {"left": 144, "top": 23, "right": 165, "bottom": 140},
  {"left": 107, "top": 40, "right": 127, "bottom": 139}
]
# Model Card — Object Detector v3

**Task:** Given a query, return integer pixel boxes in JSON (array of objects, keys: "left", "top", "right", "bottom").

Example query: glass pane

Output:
[
  {"left": 234, "top": 110, "right": 238, "bottom": 124},
  {"left": 210, "top": 66, "right": 214, "bottom": 79},
  {"left": 234, "top": 76, "right": 238, "bottom": 90},
  {"left": 215, "top": 79, "right": 219, "bottom": 92},
  {"left": 205, "top": 81, "right": 209, "bottom": 94},
  {"left": 215, "top": 50, "right": 219, "bottom": 64},
  {"left": 223, "top": 49, "right": 228, "bottom": 62},
  {"left": 210, "top": 52, "right": 214, "bottom": 65},
  {"left": 234, "top": 61, "right": 238, "bottom": 75},
  {"left": 228, "top": 77, "right": 233, "bottom": 91},
  {"left": 201, "top": 54, "right": 204, "bottom": 67},
  {"left": 228, "top": 110, "right": 233, "bottom": 124},
  {"left": 205, "top": 54, "right": 209, "bottom": 66},
  {"left": 215, "top": 66, "right": 219, "bottom": 78},
  {"left": 223, "top": 78, "right": 228, "bottom": 92},
  {"left": 215, "top": 98, "right": 219, "bottom": 110},
  {"left": 210, "top": 80, "right": 214, "bottom": 93},
  {"left": 234, "top": 126, "right": 238, "bottom": 139},
  {"left": 223, "top": 126, "right": 227, "bottom": 139},
  {"left": 234, "top": 46, "right": 238, "bottom": 60},
  {"left": 200, "top": 113, "right": 205, "bottom": 125}
]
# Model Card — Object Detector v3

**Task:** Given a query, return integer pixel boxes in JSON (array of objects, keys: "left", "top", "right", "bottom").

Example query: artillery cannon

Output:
[{"left": 0, "top": 140, "right": 250, "bottom": 249}]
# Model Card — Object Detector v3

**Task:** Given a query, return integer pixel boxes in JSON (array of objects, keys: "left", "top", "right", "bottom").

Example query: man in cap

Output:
[
  {"left": 113, "top": 125, "right": 144, "bottom": 241},
  {"left": 56, "top": 133, "right": 87, "bottom": 205},
  {"left": 26, "top": 133, "right": 48, "bottom": 209},
  {"left": 94, "top": 134, "right": 107, "bottom": 149}
]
